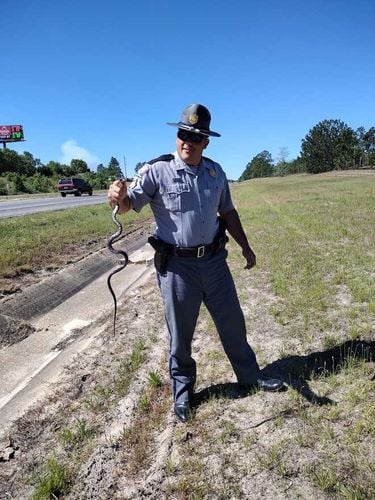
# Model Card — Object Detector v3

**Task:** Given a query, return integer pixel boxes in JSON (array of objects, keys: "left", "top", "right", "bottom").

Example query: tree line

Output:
[
  {"left": 1, "top": 118, "right": 374, "bottom": 195},
  {"left": 0, "top": 151, "right": 126, "bottom": 195},
  {"left": 239, "top": 119, "right": 374, "bottom": 181}
]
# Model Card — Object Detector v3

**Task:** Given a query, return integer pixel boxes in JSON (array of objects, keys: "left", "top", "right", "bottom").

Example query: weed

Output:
[
  {"left": 59, "top": 418, "right": 95, "bottom": 450},
  {"left": 287, "top": 388, "right": 308, "bottom": 418},
  {"left": 84, "top": 385, "right": 113, "bottom": 412},
  {"left": 31, "top": 455, "right": 71, "bottom": 500},
  {"left": 347, "top": 307, "right": 359, "bottom": 321},
  {"left": 119, "top": 382, "right": 170, "bottom": 477},
  {"left": 322, "top": 334, "right": 339, "bottom": 350},
  {"left": 325, "top": 405, "right": 341, "bottom": 422},
  {"left": 321, "top": 422, "right": 335, "bottom": 442},
  {"left": 243, "top": 430, "right": 258, "bottom": 448},
  {"left": 138, "top": 391, "right": 150, "bottom": 411},
  {"left": 345, "top": 406, "right": 375, "bottom": 442},
  {"left": 59, "top": 428, "right": 74, "bottom": 448},
  {"left": 311, "top": 462, "right": 374, "bottom": 499},
  {"left": 338, "top": 483, "right": 368, "bottom": 500},
  {"left": 114, "top": 340, "right": 147, "bottom": 396},
  {"left": 219, "top": 420, "right": 240, "bottom": 443},
  {"left": 295, "top": 430, "right": 315, "bottom": 448},
  {"left": 147, "top": 370, "right": 162, "bottom": 388},
  {"left": 255, "top": 442, "right": 289, "bottom": 477},
  {"left": 349, "top": 324, "right": 361, "bottom": 339},
  {"left": 169, "top": 476, "right": 209, "bottom": 498},
  {"left": 312, "top": 464, "right": 340, "bottom": 493},
  {"left": 165, "top": 457, "right": 178, "bottom": 476},
  {"left": 129, "top": 339, "right": 147, "bottom": 368},
  {"left": 272, "top": 414, "right": 286, "bottom": 428}
]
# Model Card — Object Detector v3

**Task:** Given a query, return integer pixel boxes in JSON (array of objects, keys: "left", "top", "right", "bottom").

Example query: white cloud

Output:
[{"left": 60, "top": 139, "right": 101, "bottom": 169}]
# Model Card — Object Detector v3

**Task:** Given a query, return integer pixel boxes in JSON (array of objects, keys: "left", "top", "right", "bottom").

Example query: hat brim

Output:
[{"left": 166, "top": 122, "right": 221, "bottom": 137}]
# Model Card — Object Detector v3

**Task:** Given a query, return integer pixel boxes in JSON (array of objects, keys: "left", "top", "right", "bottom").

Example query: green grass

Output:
[
  {"left": 170, "top": 346, "right": 374, "bottom": 499},
  {"left": 59, "top": 418, "right": 95, "bottom": 450},
  {"left": 166, "top": 171, "right": 375, "bottom": 499},
  {"left": 0, "top": 203, "right": 152, "bottom": 277},
  {"left": 230, "top": 172, "right": 375, "bottom": 343},
  {"left": 4, "top": 170, "right": 375, "bottom": 499},
  {"left": 84, "top": 339, "right": 148, "bottom": 412},
  {"left": 147, "top": 370, "right": 163, "bottom": 388},
  {"left": 31, "top": 455, "right": 71, "bottom": 500}
]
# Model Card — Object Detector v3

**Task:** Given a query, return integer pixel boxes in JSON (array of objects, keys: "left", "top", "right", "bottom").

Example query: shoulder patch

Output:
[
  {"left": 147, "top": 154, "right": 175, "bottom": 165},
  {"left": 137, "top": 163, "right": 151, "bottom": 176}
]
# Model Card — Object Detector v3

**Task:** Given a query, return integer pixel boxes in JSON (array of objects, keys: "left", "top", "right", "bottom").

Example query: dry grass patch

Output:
[{"left": 118, "top": 379, "right": 171, "bottom": 478}]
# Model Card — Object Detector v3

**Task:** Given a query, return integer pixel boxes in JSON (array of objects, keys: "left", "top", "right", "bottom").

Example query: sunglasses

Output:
[{"left": 177, "top": 129, "right": 207, "bottom": 143}]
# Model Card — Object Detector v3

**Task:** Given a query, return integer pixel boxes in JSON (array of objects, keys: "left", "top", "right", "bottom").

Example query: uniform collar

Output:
[
  {"left": 173, "top": 151, "right": 211, "bottom": 171},
  {"left": 173, "top": 151, "right": 186, "bottom": 171}
]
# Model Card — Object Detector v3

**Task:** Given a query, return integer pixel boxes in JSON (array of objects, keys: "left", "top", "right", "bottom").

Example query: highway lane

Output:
[{"left": 0, "top": 193, "right": 108, "bottom": 218}]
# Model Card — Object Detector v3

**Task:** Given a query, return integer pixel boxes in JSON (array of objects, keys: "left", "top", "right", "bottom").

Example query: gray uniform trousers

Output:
[{"left": 157, "top": 248, "right": 261, "bottom": 404}]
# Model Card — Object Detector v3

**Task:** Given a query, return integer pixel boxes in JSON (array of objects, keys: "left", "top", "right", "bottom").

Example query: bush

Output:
[{"left": 24, "top": 174, "right": 56, "bottom": 193}]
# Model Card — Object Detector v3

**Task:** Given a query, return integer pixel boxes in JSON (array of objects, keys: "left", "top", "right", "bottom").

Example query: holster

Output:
[
  {"left": 148, "top": 236, "right": 173, "bottom": 274},
  {"left": 212, "top": 216, "right": 229, "bottom": 254}
]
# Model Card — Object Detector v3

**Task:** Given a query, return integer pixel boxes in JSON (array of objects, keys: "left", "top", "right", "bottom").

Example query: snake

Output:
[{"left": 107, "top": 203, "right": 129, "bottom": 335}]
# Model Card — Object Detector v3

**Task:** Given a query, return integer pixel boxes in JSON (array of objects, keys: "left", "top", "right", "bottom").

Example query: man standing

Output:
[{"left": 108, "top": 104, "right": 283, "bottom": 422}]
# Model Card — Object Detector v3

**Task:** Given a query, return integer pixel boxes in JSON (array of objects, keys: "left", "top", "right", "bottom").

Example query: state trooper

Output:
[{"left": 108, "top": 104, "right": 283, "bottom": 422}]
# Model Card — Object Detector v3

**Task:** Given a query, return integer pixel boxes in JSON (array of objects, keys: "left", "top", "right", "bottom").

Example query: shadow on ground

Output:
[{"left": 193, "top": 339, "right": 375, "bottom": 408}]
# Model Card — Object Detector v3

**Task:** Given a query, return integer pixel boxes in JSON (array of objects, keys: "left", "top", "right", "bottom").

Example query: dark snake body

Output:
[{"left": 107, "top": 204, "right": 129, "bottom": 335}]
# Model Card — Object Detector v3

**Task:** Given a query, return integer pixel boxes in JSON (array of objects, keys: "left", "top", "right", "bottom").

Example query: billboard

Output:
[{"left": 0, "top": 125, "right": 24, "bottom": 143}]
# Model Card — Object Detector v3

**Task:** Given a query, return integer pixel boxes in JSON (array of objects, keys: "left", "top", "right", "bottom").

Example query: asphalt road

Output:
[{"left": 0, "top": 193, "right": 108, "bottom": 218}]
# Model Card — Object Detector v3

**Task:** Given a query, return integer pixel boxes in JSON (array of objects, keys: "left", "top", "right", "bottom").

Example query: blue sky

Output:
[{"left": 1, "top": 0, "right": 374, "bottom": 180}]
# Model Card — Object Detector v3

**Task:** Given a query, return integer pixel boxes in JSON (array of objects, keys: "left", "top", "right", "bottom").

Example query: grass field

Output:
[
  {"left": 1, "top": 170, "right": 374, "bottom": 499},
  {"left": 230, "top": 172, "right": 375, "bottom": 347},
  {"left": 172, "top": 171, "right": 375, "bottom": 498},
  {"left": 0, "top": 203, "right": 152, "bottom": 278}
]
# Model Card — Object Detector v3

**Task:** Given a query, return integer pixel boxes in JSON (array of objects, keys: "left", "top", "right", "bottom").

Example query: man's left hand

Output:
[{"left": 243, "top": 247, "right": 256, "bottom": 269}]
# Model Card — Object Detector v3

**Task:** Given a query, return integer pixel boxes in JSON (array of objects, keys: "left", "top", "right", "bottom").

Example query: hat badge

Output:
[{"left": 188, "top": 113, "right": 198, "bottom": 125}]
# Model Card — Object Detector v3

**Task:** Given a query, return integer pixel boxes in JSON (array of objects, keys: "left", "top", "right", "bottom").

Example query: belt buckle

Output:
[{"left": 197, "top": 245, "right": 205, "bottom": 258}]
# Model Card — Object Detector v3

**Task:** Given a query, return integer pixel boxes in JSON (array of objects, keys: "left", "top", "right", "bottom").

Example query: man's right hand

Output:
[{"left": 107, "top": 179, "right": 130, "bottom": 213}]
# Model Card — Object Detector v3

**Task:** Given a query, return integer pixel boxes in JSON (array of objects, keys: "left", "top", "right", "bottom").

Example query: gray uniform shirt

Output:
[{"left": 127, "top": 152, "right": 234, "bottom": 247}]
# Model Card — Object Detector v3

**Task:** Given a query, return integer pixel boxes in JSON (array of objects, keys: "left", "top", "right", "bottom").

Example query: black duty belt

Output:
[{"left": 173, "top": 242, "right": 215, "bottom": 258}]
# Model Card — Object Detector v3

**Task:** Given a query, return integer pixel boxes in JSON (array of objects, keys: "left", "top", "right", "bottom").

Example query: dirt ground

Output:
[{"left": 0, "top": 219, "right": 374, "bottom": 499}]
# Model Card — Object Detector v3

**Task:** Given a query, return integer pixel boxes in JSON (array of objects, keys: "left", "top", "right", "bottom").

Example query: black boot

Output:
[{"left": 174, "top": 402, "right": 192, "bottom": 422}]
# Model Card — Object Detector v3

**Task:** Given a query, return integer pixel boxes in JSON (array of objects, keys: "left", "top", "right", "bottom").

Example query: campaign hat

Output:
[{"left": 167, "top": 104, "right": 221, "bottom": 137}]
